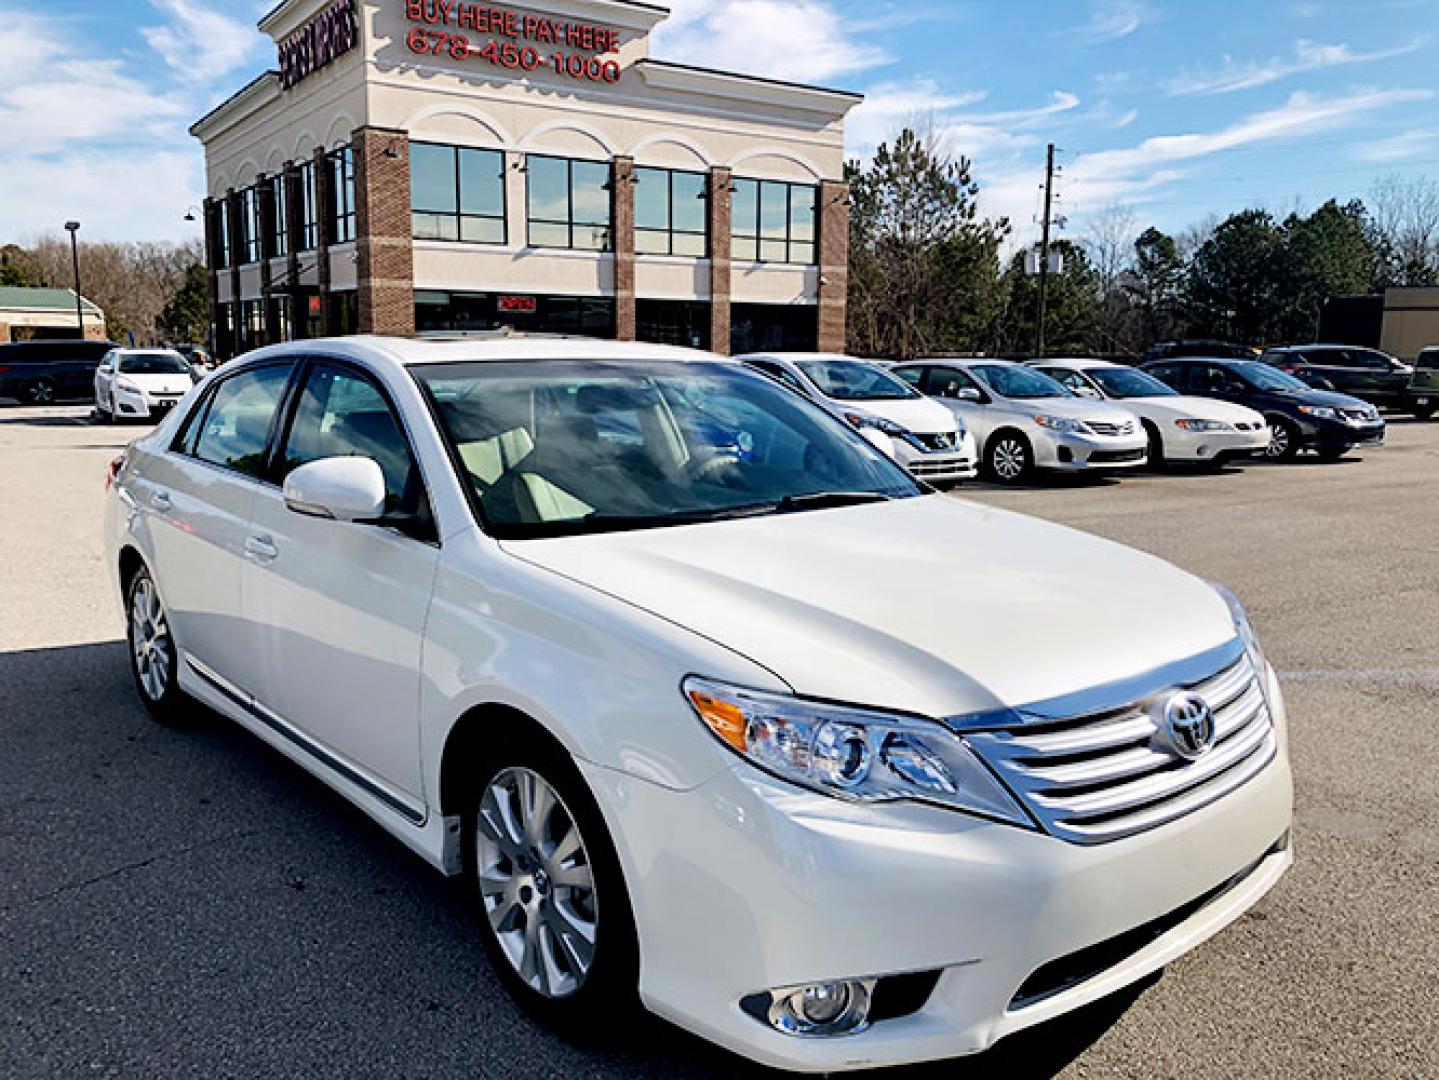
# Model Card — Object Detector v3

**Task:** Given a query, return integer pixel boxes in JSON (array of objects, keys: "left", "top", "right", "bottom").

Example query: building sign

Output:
[
  {"left": 498, "top": 295, "right": 537, "bottom": 313},
  {"left": 404, "top": 2, "right": 623, "bottom": 83},
  {"left": 279, "top": 0, "right": 359, "bottom": 89}
]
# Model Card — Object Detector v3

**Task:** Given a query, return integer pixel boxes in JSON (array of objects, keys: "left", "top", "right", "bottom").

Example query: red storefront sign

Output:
[
  {"left": 498, "top": 295, "right": 537, "bottom": 313},
  {"left": 404, "top": 1, "right": 623, "bottom": 83}
]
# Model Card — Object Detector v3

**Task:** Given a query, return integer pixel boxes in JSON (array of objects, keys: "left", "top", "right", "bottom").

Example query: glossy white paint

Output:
[
  {"left": 94, "top": 348, "right": 196, "bottom": 420},
  {"left": 104, "top": 335, "right": 1292, "bottom": 1072},
  {"left": 1036, "top": 359, "right": 1271, "bottom": 463}
]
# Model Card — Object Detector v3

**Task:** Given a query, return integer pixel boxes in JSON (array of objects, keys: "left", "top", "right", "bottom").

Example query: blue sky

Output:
[{"left": 0, "top": 0, "right": 1435, "bottom": 249}]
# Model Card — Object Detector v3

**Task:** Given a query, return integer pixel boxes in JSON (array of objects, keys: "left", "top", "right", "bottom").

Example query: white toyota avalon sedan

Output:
[
  {"left": 104, "top": 336, "right": 1292, "bottom": 1073},
  {"left": 739, "top": 352, "right": 978, "bottom": 486},
  {"left": 1031, "top": 359, "right": 1271, "bottom": 467}
]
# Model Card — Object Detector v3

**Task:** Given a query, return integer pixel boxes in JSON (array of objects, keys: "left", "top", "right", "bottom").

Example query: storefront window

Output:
[
  {"left": 637, "top": 299, "right": 710, "bottom": 349},
  {"left": 214, "top": 200, "right": 232, "bottom": 269},
  {"left": 239, "top": 298, "right": 266, "bottom": 352},
  {"left": 731, "top": 302, "right": 818, "bottom": 354},
  {"left": 411, "top": 142, "right": 507, "bottom": 244},
  {"left": 298, "top": 160, "right": 318, "bottom": 251},
  {"left": 328, "top": 147, "right": 356, "bottom": 244},
  {"left": 635, "top": 167, "right": 707, "bottom": 257},
  {"left": 327, "top": 290, "right": 359, "bottom": 335},
  {"left": 416, "top": 290, "right": 615, "bottom": 336},
  {"left": 268, "top": 295, "right": 292, "bottom": 341},
  {"left": 731, "top": 179, "right": 816, "bottom": 265},
  {"left": 241, "top": 187, "right": 262, "bottom": 264},
  {"left": 527, "top": 155, "right": 611, "bottom": 251},
  {"left": 270, "top": 175, "right": 289, "bottom": 258}
]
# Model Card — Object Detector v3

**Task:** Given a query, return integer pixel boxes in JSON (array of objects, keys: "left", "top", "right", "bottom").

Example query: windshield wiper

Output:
[{"left": 774, "top": 491, "right": 893, "bottom": 513}]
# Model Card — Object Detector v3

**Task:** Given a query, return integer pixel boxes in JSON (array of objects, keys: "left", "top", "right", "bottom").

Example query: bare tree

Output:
[
  {"left": 1082, "top": 205, "right": 1139, "bottom": 352},
  {"left": 1369, "top": 174, "right": 1439, "bottom": 285}
]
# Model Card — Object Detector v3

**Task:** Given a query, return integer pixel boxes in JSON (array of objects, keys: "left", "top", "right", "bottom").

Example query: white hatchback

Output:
[
  {"left": 94, "top": 348, "right": 198, "bottom": 422},
  {"left": 1033, "top": 359, "right": 1271, "bottom": 467},
  {"left": 740, "top": 352, "right": 977, "bottom": 485},
  {"left": 105, "top": 336, "right": 1292, "bottom": 1073}
]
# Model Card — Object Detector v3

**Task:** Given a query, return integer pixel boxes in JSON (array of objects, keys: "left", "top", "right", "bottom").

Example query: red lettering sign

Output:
[
  {"left": 498, "top": 295, "right": 537, "bottom": 313},
  {"left": 403, "top": 1, "right": 624, "bottom": 83}
]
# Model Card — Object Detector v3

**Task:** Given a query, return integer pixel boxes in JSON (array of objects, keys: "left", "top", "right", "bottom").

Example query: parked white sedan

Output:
[
  {"left": 739, "top": 352, "right": 977, "bottom": 485},
  {"left": 94, "top": 348, "right": 197, "bottom": 422},
  {"left": 891, "top": 359, "right": 1148, "bottom": 483},
  {"left": 1032, "top": 359, "right": 1270, "bottom": 467},
  {"left": 104, "top": 336, "right": 1291, "bottom": 1073}
]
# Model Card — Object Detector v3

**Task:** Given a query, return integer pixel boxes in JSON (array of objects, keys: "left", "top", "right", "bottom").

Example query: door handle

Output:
[
  {"left": 245, "top": 534, "right": 279, "bottom": 563},
  {"left": 150, "top": 491, "right": 172, "bottom": 512}
]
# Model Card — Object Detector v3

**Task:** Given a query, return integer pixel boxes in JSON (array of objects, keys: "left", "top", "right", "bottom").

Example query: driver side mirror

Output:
[
  {"left": 941, "top": 383, "right": 982, "bottom": 402},
  {"left": 98, "top": 364, "right": 112, "bottom": 374},
  {"left": 284, "top": 456, "right": 387, "bottom": 522}
]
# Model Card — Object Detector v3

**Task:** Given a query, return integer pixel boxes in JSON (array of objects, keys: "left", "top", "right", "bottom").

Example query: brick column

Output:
[
  {"left": 312, "top": 147, "right": 332, "bottom": 335},
  {"left": 708, "top": 166, "right": 733, "bottom": 355},
  {"left": 612, "top": 156, "right": 636, "bottom": 341},
  {"left": 283, "top": 162, "right": 305, "bottom": 338},
  {"left": 353, "top": 127, "right": 415, "bottom": 336},
  {"left": 817, "top": 179, "right": 850, "bottom": 354}
]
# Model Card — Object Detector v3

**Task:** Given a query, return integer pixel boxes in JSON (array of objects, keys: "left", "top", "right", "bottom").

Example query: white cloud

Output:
[
  {"left": 1112, "top": 108, "right": 1140, "bottom": 128},
  {"left": 141, "top": 0, "right": 267, "bottom": 84},
  {"left": 1064, "top": 1, "right": 1151, "bottom": 44},
  {"left": 845, "top": 80, "right": 989, "bottom": 153},
  {"left": 1166, "top": 38, "right": 1423, "bottom": 96},
  {"left": 652, "top": 0, "right": 888, "bottom": 83},
  {"left": 1350, "top": 128, "right": 1439, "bottom": 163}
]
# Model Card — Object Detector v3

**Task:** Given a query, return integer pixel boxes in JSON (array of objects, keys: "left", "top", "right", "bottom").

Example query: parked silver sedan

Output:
[{"left": 891, "top": 360, "right": 1148, "bottom": 483}]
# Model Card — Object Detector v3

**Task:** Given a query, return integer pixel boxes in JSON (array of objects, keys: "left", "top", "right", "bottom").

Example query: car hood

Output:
[
  {"left": 832, "top": 396, "right": 958, "bottom": 435},
  {"left": 501, "top": 496, "right": 1237, "bottom": 719},
  {"left": 1123, "top": 396, "right": 1265, "bottom": 424},
  {"left": 123, "top": 373, "right": 195, "bottom": 395},
  {"left": 1267, "top": 387, "right": 1372, "bottom": 409},
  {"left": 1002, "top": 397, "right": 1138, "bottom": 425}
]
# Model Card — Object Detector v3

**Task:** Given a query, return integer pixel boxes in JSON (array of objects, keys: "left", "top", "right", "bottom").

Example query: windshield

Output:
[
  {"left": 796, "top": 359, "right": 920, "bottom": 401},
  {"left": 416, "top": 360, "right": 924, "bottom": 539},
  {"left": 117, "top": 352, "right": 192, "bottom": 375},
  {"left": 1087, "top": 367, "right": 1178, "bottom": 398},
  {"left": 1230, "top": 360, "right": 1308, "bottom": 391},
  {"left": 972, "top": 364, "right": 1071, "bottom": 400}
]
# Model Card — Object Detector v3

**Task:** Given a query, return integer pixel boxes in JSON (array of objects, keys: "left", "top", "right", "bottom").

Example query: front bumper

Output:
[
  {"left": 891, "top": 433, "right": 978, "bottom": 483},
  {"left": 1164, "top": 425, "right": 1270, "bottom": 462},
  {"left": 1035, "top": 430, "right": 1149, "bottom": 471},
  {"left": 1303, "top": 416, "right": 1385, "bottom": 450},
  {"left": 586, "top": 667, "right": 1294, "bottom": 1073},
  {"left": 113, "top": 388, "right": 185, "bottom": 420}
]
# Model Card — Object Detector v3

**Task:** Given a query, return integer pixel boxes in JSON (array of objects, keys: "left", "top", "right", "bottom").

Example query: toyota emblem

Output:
[{"left": 1160, "top": 692, "right": 1217, "bottom": 760}]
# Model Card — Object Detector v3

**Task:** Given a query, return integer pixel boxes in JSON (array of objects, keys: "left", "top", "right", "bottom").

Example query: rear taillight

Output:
[
  {"left": 0, "top": 365, "right": 10, "bottom": 374},
  {"left": 106, "top": 453, "right": 126, "bottom": 492}
]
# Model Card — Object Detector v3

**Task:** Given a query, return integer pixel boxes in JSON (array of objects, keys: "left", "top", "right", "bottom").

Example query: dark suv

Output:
[
  {"left": 0, "top": 339, "right": 117, "bottom": 404},
  {"left": 1258, "top": 344, "right": 1428, "bottom": 417},
  {"left": 1412, "top": 347, "right": 1439, "bottom": 420},
  {"left": 1144, "top": 357, "right": 1384, "bottom": 461}
]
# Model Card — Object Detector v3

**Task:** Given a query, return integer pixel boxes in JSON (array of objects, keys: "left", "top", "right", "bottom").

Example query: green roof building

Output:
[{"left": 0, "top": 287, "right": 106, "bottom": 342}]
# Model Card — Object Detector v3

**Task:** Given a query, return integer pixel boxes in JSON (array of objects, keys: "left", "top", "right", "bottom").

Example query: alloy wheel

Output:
[
  {"left": 992, "top": 439, "right": 1027, "bottom": 481},
  {"left": 130, "top": 576, "right": 172, "bottom": 702},
  {"left": 1265, "top": 424, "right": 1290, "bottom": 459},
  {"left": 475, "top": 767, "right": 598, "bottom": 999},
  {"left": 27, "top": 380, "right": 54, "bottom": 405}
]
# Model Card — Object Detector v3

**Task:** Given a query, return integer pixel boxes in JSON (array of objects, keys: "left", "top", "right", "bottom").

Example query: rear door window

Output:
[{"left": 191, "top": 364, "right": 295, "bottom": 479}]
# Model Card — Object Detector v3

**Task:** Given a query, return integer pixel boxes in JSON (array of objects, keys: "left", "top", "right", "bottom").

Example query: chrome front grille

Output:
[
  {"left": 1085, "top": 420, "right": 1136, "bottom": 437},
  {"left": 964, "top": 651, "right": 1275, "bottom": 844}
]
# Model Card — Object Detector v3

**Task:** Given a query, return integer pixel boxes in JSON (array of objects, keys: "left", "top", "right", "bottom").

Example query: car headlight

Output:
[
  {"left": 1175, "top": 419, "right": 1234, "bottom": 432},
  {"left": 1032, "top": 415, "right": 1087, "bottom": 434},
  {"left": 843, "top": 412, "right": 908, "bottom": 438},
  {"left": 115, "top": 377, "right": 141, "bottom": 393},
  {"left": 683, "top": 677, "right": 1029, "bottom": 826},
  {"left": 1210, "top": 582, "right": 1267, "bottom": 678},
  {"left": 1297, "top": 405, "right": 1337, "bottom": 420}
]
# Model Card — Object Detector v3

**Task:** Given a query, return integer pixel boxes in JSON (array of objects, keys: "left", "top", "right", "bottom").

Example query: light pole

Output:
[{"left": 63, "top": 221, "right": 84, "bottom": 337}]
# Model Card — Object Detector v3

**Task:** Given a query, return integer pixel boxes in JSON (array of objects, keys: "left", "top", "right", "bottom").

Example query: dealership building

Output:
[{"left": 191, "top": 0, "right": 861, "bottom": 358}]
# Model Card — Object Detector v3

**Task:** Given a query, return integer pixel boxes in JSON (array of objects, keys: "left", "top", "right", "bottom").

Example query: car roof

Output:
[
  {"left": 238, "top": 334, "right": 726, "bottom": 371},
  {"left": 738, "top": 352, "right": 866, "bottom": 365},
  {"left": 1034, "top": 358, "right": 1120, "bottom": 369},
  {"left": 914, "top": 357, "right": 1018, "bottom": 367}
]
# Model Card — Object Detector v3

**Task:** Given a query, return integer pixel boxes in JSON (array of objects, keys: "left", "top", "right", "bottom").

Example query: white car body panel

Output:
[
  {"left": 94, "top": 348, "right": 195, "bottom": 420},
  {"left": 103, "top": 335, "right": 1293, "bottom": 1073},
  {"left": 1036, "top": 360, "right": 1271, "bottom": 463}
]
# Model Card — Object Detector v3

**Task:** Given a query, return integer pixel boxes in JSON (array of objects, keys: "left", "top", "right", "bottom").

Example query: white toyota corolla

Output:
[{"left": 104, "top": 336, "right": 1292, "bottom": 1073}]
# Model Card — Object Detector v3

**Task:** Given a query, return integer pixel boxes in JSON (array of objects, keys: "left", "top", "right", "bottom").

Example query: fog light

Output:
[{"left": 742, "top": 978, "right": 874, "bottom": 1037}]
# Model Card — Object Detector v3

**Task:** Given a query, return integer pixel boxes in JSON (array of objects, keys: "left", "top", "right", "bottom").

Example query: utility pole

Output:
[{"left": 1035, "top": 143, "right": 1056, "bottom": 358}]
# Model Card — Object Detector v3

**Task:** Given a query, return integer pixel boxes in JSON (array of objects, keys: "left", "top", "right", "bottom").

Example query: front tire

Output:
[
  {"left": 24, "top": 378, "right": 55, "bottom": 406},
  {"left": 463, "top": 742, "right": 638, "bottom": 1030},
  {"left": 125, "top": 567, "right": 186, "bottom": 723},
  {"left": 985, "top": 431, "right": 1035, "bottom": 484},
  {"left": 1142, "top": 421, "right": 1166, "bottom": 470},
  {"left": 1264, "top": 417, "right": 1300, "bottom": 462},
  {"left": 1415, "top": 402, "right": 1437, "bottom": 421}
]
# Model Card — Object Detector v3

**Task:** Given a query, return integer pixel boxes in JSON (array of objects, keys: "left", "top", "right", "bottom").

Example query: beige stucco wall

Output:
[{"left": 1380, "top": 288, "right": 1439, "bottom": 361}]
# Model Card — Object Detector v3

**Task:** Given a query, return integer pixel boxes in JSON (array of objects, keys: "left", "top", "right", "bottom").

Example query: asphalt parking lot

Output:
[{"left": 2, "top": 405, "right": 1436, "bottom": 1079}]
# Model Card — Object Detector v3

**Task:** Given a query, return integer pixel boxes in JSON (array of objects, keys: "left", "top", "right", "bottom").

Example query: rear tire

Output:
[
  {"left": 462, "top": 737, "right": 638, "bottom": 1033},
  {"left": 1264, "top": 416, "right": 1300, "bottom": 462},
  {"left": 125, "top": 566, "right": 188, "bottom": 724},
  {"left": 985, "top": 431, "right": 1035, "bottom": 485}
]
